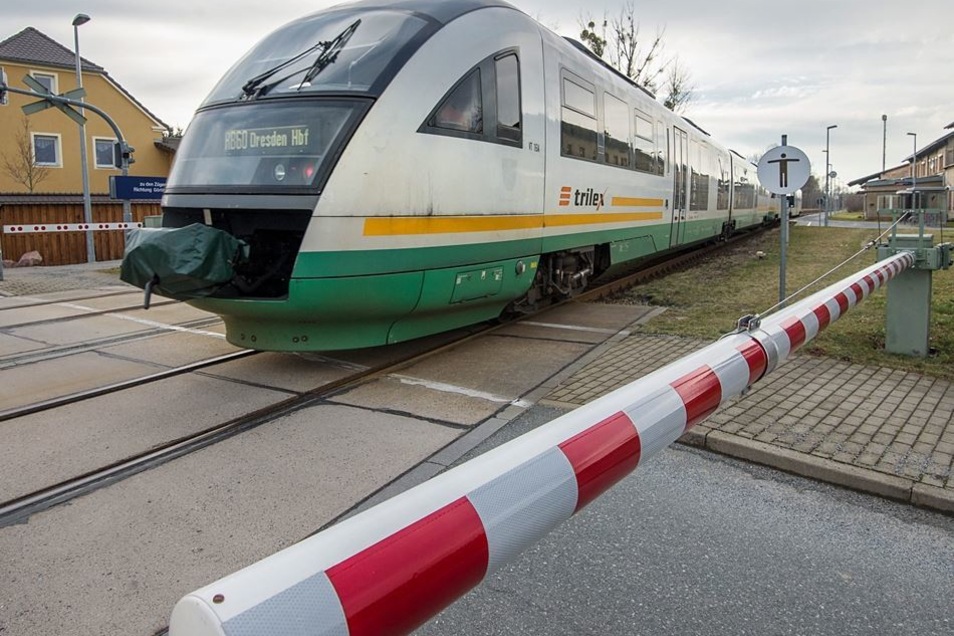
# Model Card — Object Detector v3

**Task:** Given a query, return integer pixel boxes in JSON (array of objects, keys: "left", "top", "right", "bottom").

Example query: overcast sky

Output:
[{"left": 7, "top": 0, "right": 953, "bottom": 188}]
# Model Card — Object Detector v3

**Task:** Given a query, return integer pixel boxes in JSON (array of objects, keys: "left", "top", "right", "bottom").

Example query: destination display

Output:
[
  {"left": 224, "top": 125, "right": 313, "bottom": 155},
  {"left": 166, "top": 100, "right": 364, "bottom": 190}
]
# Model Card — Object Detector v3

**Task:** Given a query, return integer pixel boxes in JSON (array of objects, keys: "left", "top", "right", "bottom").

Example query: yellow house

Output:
[{"left": 0, "top": 27, "right": 172, "bottom": 194}]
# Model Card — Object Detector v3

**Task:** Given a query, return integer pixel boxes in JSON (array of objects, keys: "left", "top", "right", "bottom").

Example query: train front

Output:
[{"left": 121, "top": 6, "right": 438, "bottom": 351}]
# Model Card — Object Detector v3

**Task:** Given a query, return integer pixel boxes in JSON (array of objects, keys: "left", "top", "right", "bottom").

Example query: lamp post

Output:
[
  {"left": 907, "top": 132, "right": 917, "bottom": 211},
  {"left": 73, "top": 13, "right": 94, "bottom": 263},
  {"left": 881, "top": 114, "right": 887, "bottom": 174},
  {"left": 824, "top": 124, "right": 837, "bottom": 227}
]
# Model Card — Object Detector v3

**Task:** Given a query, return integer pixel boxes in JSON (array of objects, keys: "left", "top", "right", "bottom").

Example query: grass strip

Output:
[{"left": 609, "top": 226, "right": 954, "bottom": 381}]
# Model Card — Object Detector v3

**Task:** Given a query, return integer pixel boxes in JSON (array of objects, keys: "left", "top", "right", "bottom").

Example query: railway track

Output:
[
  {"left": 0, "top": 229, "right": 768, "bottom": 528},
  {"left": 580, "top": 224, "right": 770, "bottom": 302},
  {"left": 0, "top": 289, "right": 137, "bottom": 312},
  {"left": 1, "top": 289, "right": 211, "bottom": 370},
  {"left": 0, "top": 350, "right": 256, "bottom": 423},
  {"left": 0, "top": 297, "right": 178, "bottom": 329},
  {"left": 0, "top": 315, "right": 224, "bottom": 370},
  {"left": 0, "top": 326, "right": 491, "bottom": 527}
]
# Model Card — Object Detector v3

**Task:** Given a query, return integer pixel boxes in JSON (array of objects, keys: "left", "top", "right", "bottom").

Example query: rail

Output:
[{"left": 169, "top": 250, "right": 915, "bottom": 635}]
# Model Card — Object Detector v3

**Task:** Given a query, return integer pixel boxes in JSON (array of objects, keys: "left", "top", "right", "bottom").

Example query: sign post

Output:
[
  {"left": 757, "top": 136, "right": 811, "bottom": 307},
  {"left": 109, "top": 176, "right": 166, "bottom": 201}
]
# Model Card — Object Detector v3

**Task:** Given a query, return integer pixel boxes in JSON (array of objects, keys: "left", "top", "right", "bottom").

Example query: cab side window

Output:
[
  {"left": 495, "top": 53, "right": 521, "bottom": 143},
  {"left": 420, "top": 49, "right": 522, "bottom": 148},
  {"left": 431, "top": 70, "right": 483, "bottom": 134}
]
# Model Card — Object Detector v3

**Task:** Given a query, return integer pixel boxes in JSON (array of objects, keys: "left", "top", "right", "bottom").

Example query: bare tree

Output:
[
  {"left": 579, "top": 16, "right": 608, "bottom": 59},
  {"left": 2, "top": 116, "right": 51, "bottom": 193},
  {"left": 533, "top": 12, "right": 562, "bottom": 33},
  {"left": 749, "top": 144, "right": 778, "bottom": 166},
  {"left": 607, "top": 4, "right": 665, "bottom": 92},
  {"left": 661, "top": 56, "right": 694, "bottom": 113},
  {"left": 578, "top": 2, "right": 692, "bottom": 111}
]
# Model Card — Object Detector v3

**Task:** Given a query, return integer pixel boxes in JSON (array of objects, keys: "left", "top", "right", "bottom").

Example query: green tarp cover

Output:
[{"left": 120, "top": 224, "right": 247, "bottom": 299}]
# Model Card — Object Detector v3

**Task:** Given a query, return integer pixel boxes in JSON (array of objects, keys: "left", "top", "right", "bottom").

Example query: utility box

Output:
[
  {"left": 143, "top": 215, "right": 163, "bottom": 228},
  {"left": 877, "top": 231, "right": 952, "bottom": 357}
]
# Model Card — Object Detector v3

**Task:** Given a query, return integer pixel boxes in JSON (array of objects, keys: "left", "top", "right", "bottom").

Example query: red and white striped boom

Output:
[{"left": 170, "top": 251, "right": 914, "bottom": 636}]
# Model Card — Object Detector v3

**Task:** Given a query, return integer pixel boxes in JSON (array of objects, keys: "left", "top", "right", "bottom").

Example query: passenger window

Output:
[
  {"left": 561, "top": 73, "right": 597, "bottom": 161},
  {"left": 603, "top": 93, "right": 630, "bottom": 168},
  {"left": 633, "top": 111, "right": 655, "bottom": 173},
  {"left": 563, "top": 77, "right": 595, "bottom": 116},
  {"left": 495, "top": 54, "right": 521, "bottom": 143},
  {"left": 717, "top": 158, "right": 730, "bottom": 210},
  {"left": 655, "top": 120, "right": 666, "bottom": 175},
  {"left": 690, "top": 141, "right": 710, "bottom": 211},
  {"left": 431, "top": 70, "right": 483, "bottom": 134}
]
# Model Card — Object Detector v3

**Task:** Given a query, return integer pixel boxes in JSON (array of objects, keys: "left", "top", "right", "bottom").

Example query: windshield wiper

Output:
[
  {"left": 241, "top": 41, "right": 327, "bottom": 97},
  {"left": 241, "top": 19, "right": 361, "bottom": 99},
  {"left": 299, "top": 19, "right": 360, "bottom": 87}
]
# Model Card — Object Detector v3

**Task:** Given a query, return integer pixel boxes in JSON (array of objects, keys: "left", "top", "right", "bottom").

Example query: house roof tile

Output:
[
  {"left": 0, "top": 27, "right": 104, "bottom": 73},
  {"left": 0, "top": 26, "right": 170, "bottom": 132}
]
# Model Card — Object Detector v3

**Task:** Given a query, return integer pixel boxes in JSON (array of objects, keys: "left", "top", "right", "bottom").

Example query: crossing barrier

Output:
[{"left": 169, "top": 251, "right": 915, "bottom": 636}]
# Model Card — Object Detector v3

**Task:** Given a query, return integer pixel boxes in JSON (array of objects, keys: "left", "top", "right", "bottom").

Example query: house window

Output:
[
  {"left": 32, "top": 133, "right": 61, "bottom": 167},
  {"left": 94, "top": 137, "right": 118, "bottom": 169},
  {"left": 30, "top": 71, "right": 57, "bottom": 94}
]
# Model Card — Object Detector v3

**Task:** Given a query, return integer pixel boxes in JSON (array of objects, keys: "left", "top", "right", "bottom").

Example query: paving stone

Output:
[{"left": 542, "top": 330, "right": 954, "bottom": 510}]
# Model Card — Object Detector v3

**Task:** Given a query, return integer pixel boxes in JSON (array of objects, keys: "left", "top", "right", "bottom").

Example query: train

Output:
[{"left": 121, "top": 0, "right": 785, "bottom": 352}]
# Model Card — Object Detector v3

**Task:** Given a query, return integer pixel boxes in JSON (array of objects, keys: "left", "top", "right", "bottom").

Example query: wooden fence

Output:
[{"left": 1, "top": 198, "right": 161, "bottom": 265}]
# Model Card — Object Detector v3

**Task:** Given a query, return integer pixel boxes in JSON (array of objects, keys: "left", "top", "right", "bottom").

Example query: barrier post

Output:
[{"left": 878, "top": 221, "right": 952, "bottom": 356}]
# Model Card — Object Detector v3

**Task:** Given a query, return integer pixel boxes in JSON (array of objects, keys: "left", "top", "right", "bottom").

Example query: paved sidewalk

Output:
[
  {"left": 546, "top": 332, "right": 954, "bottom": 514},
  {"left": 0, "top": 260, "right": 128, "bottom": 297}
]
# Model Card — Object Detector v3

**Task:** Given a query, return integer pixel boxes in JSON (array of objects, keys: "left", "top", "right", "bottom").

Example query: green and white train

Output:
[{"left": 124, "top": 0, "right": 781, "bottom": 351}]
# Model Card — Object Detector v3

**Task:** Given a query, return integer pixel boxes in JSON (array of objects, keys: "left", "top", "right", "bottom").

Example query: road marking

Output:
[
  {"left": 59, "top": 302, "right": 225, "bottom": 339},
  {"left": 293, "top": 353, "right": 369, "bottom": 371},
  {"left": 520, "top": 321, "right": 630, "bottom": 336},
  {"left": 390, "top": 374, "right": 531, "bottom": 408}
]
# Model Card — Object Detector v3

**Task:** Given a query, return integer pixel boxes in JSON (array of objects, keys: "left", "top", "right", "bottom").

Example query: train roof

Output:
[
  {"left": 328, "top": 0, "right": 520, "bottom": 25},
  {"left": 561, "top": 37, "right": 656, "bottom": 101}
]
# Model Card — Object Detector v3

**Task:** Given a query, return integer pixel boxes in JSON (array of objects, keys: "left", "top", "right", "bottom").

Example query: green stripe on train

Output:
[
  {"left": 288, "top": 220, "right": 733, "bottom": 278},
  {"left": 190, "top": 217, "right": 751, "bottom": 351}
]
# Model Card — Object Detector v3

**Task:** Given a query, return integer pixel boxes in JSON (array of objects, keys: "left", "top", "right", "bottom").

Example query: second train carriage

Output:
[{"left": 122, "top": 0, "right": 778, "bottom": 351}]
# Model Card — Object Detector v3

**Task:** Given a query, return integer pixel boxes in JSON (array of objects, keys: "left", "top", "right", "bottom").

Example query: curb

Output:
[{"left": 680, "top": 426, "right": 954, "bottom": 516}]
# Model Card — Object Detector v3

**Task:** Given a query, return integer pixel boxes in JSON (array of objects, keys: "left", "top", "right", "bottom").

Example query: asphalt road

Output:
[
  {"left": 419, "top": 405, "right": 954, "bottom": 636},
  {"left": 795, "top": 211, "right": 909, "bottom": 231}
]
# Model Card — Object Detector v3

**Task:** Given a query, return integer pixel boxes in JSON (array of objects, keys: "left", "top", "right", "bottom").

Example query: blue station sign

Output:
[{"left": 109, "top": 176, "right": 167, "bottom": 200}]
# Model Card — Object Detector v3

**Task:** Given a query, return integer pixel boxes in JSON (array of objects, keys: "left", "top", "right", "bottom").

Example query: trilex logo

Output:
[{"left": 559, "top": 186, "right": 605, "bottom": 208}]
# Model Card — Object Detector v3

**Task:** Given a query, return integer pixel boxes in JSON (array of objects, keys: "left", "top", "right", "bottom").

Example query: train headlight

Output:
[{"left": 274, "top": 164, "right": 286, "bottom": 182}]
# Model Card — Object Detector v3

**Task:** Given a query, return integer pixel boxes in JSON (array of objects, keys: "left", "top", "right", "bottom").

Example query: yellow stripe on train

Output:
[{"left": 363, "top": 211, "right": 665, "bottom": 236}]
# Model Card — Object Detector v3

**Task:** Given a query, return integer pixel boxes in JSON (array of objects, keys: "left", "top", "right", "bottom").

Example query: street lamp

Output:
[
  {"left": 824, "top": 124, "right": 837, "bottom": 226},
  {"left": 881, "top": 114, "right": 887, "bottom": 174},
  {"left": 72, "top": 13, "right": 94, "bottom": 263},
  {"left": 907, "top": 131, "right": 917, "bottom": 211}
]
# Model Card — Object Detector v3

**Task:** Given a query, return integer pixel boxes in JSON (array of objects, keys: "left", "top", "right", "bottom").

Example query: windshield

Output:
[
  {"left": 166, "top": 99, "right": 368, "bottom": 193},
  {"left": 204, "top": 10, "right": 430, "bottom": 104}
]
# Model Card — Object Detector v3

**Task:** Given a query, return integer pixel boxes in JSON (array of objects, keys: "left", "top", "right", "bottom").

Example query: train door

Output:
[{"left": 671, "top": 126, "right": 689, "bottom": 246}]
